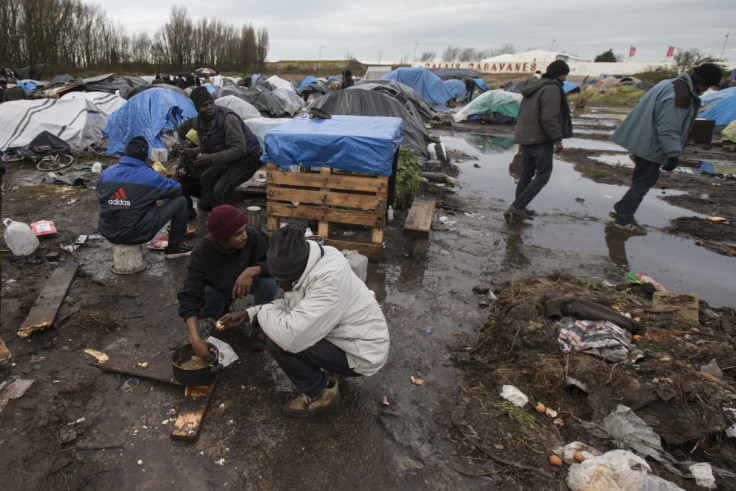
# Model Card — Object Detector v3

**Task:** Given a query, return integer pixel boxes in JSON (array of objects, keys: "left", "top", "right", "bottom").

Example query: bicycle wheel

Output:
[
  {"left": 36, "top": 154, "right": 74, "bottom": 171},
  {"left": 1, "top": 152, "right": 24, "bottom": 162}
]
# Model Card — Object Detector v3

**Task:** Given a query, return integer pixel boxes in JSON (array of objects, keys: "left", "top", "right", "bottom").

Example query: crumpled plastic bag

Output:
[
  {"left": 499, "top": 384, "right": 528, "bottom": 408},
  {"left": 567, "top": 449, "right": 684, "bottom": 491}
]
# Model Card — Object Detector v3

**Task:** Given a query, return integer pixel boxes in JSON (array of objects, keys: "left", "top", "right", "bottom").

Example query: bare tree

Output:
[
  {"left": 419, "top": 51, "right": 436, "bottom": 62},
  {"left": 442, "top": 45, "right": 461, "bottom": 62},
  {"left": 256, "top": 27, "right": 269, "bottom": 67},
  {"left": 376, "top": 48, "right": 383, "bottom": 64},
  {"left": 673, "top": 48, "right": 717, "bottom": 72},
  {"left": 458, "top": 48, "right": 478, "bottom": 62}
]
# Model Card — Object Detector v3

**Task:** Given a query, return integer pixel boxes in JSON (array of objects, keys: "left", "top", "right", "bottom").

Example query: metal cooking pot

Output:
[{"left": 171, "top": 342, "right": 222, "bottom": 386}]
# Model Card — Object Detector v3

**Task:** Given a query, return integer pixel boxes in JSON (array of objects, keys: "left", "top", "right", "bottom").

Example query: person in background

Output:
[
  {"left": 173, "top": 87, "right": 262, "bottom": 212},
  {"left": 608, "top": 63, "right": 722, "bottom": 235},
  {"left": 341, "top": 70, "right": 354, "bottom": 89},
  {"left": 177, "top": 205, "right": 276, "bottom": 358},
  {"left": 504, "top": 60, "right": 572, "bottom": 222},
  {"left": 217, "top": 226, "right": 390, "bottom": 418},
  {"left": 97, "top": 136, "right": 191, "bottom": 258},
  {"left": 463, "top": 77, "right": 477, "bottom": 103},
  {"left": 172, "top": 127, "right": 205, "bottom": 221}
]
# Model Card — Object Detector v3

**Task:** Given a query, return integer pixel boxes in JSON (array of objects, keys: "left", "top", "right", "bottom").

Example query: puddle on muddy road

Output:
[{"left": 430, "top": 131, "right": 734, "bottom": 308}]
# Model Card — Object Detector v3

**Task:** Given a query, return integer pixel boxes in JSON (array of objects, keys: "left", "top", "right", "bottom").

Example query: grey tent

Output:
[
  {"left": 428, "top": 68, "right": 479, "bottom": 81},
  {"left": 309, "top": 89, "right": 429, "bottom": 161},
  {"left": 353, "top": 79, "right": 435, "bottom": 123},
  {"left": 214, "top": 85, "right": 288, "bottom": 117}
]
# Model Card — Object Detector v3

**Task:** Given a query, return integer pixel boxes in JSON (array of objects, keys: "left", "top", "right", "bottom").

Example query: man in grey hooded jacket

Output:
[{"left": 505, "top": 60, "right": 573, "bottom": 222}]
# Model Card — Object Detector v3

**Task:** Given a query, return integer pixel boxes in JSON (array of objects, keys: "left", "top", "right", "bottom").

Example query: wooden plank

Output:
[
  {"left": 268, "top": 188, "right": 387, "bottom": 209},
  {"left": 91, "top": 362, "right": 184, "bottom": 387},
  {"left": 652, "top": 292, "right": 699, "bottom": 323},
  {"left": 403, "top": 196, "right": 436, "bottom": 239},
  {"left": 325, "top": 237, "right": 382, "bottom": 262},
  {"left": 0, "top": 336, "right": 11, "bottom": 363},
  {"left": 268, "top": 202, "right": 384, "bottom": 227},
  {"left": 18, "top": 262, "right": 78, "bottom": 338},
  {"left": 170, "top": 373, "right": 220, "bottom": 442}
]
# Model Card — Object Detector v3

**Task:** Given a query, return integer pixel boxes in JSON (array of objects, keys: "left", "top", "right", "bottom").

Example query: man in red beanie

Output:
[{"left": 177, "top": 205, "right": 276, "bottom": 358}]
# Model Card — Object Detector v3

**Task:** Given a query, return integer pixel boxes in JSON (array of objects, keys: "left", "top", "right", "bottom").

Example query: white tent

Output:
[
  {"left": 215, "top": 95, "right": 262, "bottom": 120},
  {"left": 61, "top": 91, "right": 126, "bottom": 116},
  {"left": 0, "top": 98, "right": 106, "bottom": 151},
  {"left": 364, "top": 66, "right": 392, "bottom": 80},
  {"left": 265, "top": 75, "right": 295, "bottom": 91}
]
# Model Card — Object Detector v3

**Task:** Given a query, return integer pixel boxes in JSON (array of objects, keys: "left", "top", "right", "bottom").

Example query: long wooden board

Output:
[
  {"left": 403, "top": 196, "right": 436, "bottom": 239},
  {"left": 170, "top": 373, "right": 220, "bottom": 442},
  {"left": 18, "top": 262, "right": 78, "bottom": 338}
]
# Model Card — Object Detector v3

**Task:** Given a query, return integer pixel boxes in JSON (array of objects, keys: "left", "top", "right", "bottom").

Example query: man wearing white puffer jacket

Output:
[{"left": 218, "top": 226, "right": 389, "bottom": 418}]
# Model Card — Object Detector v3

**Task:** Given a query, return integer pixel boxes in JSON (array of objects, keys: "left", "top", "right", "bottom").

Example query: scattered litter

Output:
[
  {"left": 689, "top": 463, "right": 716, "bottom": 489},
  {"left": 137, "top": 459, "right": 143, "bottom": 465},
  {"left": 83, "top": 349, "right": 109, "bottom": 363},
  {"left": 472, "top": 285, "right": 490, "bottom": 295},
  {"left": 134, "top": 362, "right": 148, "bottom": 369},
  {"left": 705, "top": 216, "right": 729, "bottom": 224},
  {"left": 149, "top": 237, "right": 168, "bottom": 251},
  {"left": 549, "top": 455, "right": 563, "bottom": 467},
  {"left": 450, "top": 289, "right": 459, "bottom": 294},
  {"left": 420, "top": 327, "right": 433, "bottom": 334},
  {"left": 438, "top": 216, "right": 456, "bottom": 226},
  {"left": 545, "top": 407, "right": 558, "bottom": 418},
  {"left": 123, "top": 378, "right": 140, "bottom": 392},
  {"left": 67, "top": 417, "right": 85, "bottom": 426},
  {"left": 535, "top": 402, "right": 547, "bottom": 413},
  {"left": 566, "top": 449, "right": 682, "bottom": 491},
  {"left": 381, "top": 396, "right": 390, "bottom": 406},
  {"left": 169, "top": 408, "right": 176, "bottom": 416},
  {"left": 410, "top": 376, "right": 424, "bottom": 386},
  {"left": 554, "top": 418, "right": 564, "bottom": 426},
  {"left": 553, "top": 442, "right": 602, "bottom": 465},
  {"left": 88, "top": 234, "right": 102, "bottom": 240},
  {"left": 215, "top": 458, "right": 225, "bottom": 466},
  {"left": 0, "top": 378, "right": 35, "bottom": 413},
  {"left": 500, "top": 384, "right": 528, "bottom": 408},
  {"left": 626, "top": 272, "right": 666, "bottom": 291},
  {"left": 30, "top": 220, "right": 57, "bottom": 237}
]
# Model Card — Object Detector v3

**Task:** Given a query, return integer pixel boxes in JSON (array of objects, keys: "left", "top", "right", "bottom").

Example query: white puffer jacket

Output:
[{"left": 247, "top": 242, "right": 389, "bottom": 376}]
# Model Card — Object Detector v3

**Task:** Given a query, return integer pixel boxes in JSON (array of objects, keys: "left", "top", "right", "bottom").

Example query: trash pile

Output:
[{"left": 453, "top": 272, "right": 736, "bottom": 490}]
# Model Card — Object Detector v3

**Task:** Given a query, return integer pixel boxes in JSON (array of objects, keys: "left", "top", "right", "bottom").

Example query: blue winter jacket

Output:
[
  {"left": 98, "top": 155, "right": 183, "bottom": 244},
  {"left": 610, "top": 73, "right": 701, "bottom": 165}
]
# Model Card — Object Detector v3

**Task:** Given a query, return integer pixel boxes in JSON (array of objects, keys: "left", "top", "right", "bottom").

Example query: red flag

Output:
[
  {"left": 629, "top": 46, "right": 636, "bottom": 57},
  {"left": 666, "top": 46, "right": 675, "bottom": 58}
]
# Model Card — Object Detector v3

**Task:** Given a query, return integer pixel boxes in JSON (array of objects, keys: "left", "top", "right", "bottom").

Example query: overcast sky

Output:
[{"left": 92, "top": 0, "right": 736, "bottom": 65}]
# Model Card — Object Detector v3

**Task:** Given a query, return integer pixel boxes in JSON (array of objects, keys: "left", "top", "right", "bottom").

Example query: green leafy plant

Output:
[
  {"left": 393, "top": 147, "right": 424, "bottom": 210},
  {"left": 493, "top": 400, "right": 538, "bottom": 429}
]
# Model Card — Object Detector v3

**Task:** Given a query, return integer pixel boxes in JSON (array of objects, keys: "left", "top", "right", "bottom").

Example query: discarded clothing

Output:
[
  {"left": 542, "top": 294, "right": 640, "bottom": 334},
  {"left": 557, "top": 317, "right": 635, "bottom": 362}
]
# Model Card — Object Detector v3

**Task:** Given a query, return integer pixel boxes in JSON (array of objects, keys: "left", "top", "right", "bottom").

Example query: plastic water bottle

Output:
[
  {"left": 304, "top": 227, "right": 313, "bottom": 238},
  {"left": 387, "top": 206, "right": 394, "bottom": 221},
  {"left": 3, "top": 218, "right": 40, "bottom": 256}
]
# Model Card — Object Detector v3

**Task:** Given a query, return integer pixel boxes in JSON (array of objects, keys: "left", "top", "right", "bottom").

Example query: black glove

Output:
[{"left": 662, "top": 156, "right": 679, "bottom": 171}]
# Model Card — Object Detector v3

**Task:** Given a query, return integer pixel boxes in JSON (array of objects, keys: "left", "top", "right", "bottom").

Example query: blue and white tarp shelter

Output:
[
  {"left": 383, "top": 67, "right": 454, "bottom": 107},
  {"left": 701, "top": 93, "right": 736, "bottom": 126},
  {"left": 262, "top": 115, "right": 403, "bottom": 176},
  {"left": 103, "top": 87, "right": 197, "bottom": 156},
  {"left": 444, "top": 79, "right": 467, "bottom": 100},
  {"left": 701, "top": 86, "right": 736, "bottom": 110},
  {"left": 563, "top": 80, "right": 581, "bottom": 94}
]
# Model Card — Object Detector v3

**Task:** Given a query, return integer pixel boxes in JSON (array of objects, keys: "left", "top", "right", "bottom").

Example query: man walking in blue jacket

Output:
[
  {"left": 609, "top": 63, "right": 722, "bottom": 235},
  {"left": 98, "top": 136, "right": 192, "bottom": 258}
]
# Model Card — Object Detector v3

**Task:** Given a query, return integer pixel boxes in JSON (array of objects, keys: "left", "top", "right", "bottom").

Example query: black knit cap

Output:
[
  {"left": 691, "top": 63, "right": 722, "bottom": 88},
  {"left": 267, "top": 226, "right": 310, "bottom": 282},
  {"left": 124, "top": 135, "right": 149, "bottom": 161},
  {"left": 190, "top": 86, "right": 214, "bottom": 109},
  {"left": 544, "top": 60, "right": 570, "bottom": 79}
]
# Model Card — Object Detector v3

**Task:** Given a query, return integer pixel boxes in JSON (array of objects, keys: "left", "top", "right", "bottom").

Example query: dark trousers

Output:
[
  {"left": 153, "top": 196, "right": 188, "bottom": 245},
  {"left": 198, "top": 275, "right": 277, "bottom": 320},
  {"left": 512, "top": 142, "right": 554, "bottom": 210},
  {"left": 177, "top": 175, "right": 202, "bottom": 210},
  {"left": 199, "top": 155, "right": 260, "bottom": 212},
  {"left": 613, "top": 155, "right": 661, "bottom": 225},
  {"left": 266, "top": 338, "right": 360, "bottom": 398}
]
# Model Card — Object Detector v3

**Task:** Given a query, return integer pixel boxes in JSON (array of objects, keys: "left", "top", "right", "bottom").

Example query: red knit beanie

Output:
[{"left": 206, "top": 205, "right": 248, "bottom": 242}]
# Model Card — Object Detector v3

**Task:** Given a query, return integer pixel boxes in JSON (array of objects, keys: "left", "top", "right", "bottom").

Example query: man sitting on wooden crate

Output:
[{"left": 217, "top": 226, "right": 390, "bottom": 418}]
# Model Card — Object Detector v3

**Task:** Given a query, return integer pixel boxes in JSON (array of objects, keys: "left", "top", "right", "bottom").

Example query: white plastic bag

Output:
[
  {"left": 567, "top": 449, "right": 684, "bottom": 491},
  {"left": 499, "top": 384, "right": 528, "bottom": 408}
]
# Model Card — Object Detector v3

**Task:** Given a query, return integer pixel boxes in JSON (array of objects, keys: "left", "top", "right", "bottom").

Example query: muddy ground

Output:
[{"left": 1, "top": 110, "right": 735, "bottom": 490}]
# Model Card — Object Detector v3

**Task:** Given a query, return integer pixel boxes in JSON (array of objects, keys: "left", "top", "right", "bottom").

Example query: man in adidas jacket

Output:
[
  {"left": 98, "top": 136, "right": 191, "bottom": 258},
  {"left": 218, "top": 226, "right": 390, "bottom": 418}
]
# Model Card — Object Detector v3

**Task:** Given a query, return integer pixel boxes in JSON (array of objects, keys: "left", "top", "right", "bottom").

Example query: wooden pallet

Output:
[{"left": 266, "top": 164, "right": 388, "bottom": 261}]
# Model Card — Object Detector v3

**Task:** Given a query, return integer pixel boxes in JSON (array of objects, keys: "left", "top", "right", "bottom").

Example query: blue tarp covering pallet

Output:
[{"left": 261, "top": 115, "right": 403, "bottom": 176}]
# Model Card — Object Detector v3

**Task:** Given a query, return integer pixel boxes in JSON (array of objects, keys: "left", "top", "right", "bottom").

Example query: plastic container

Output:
[
  {"left": 387, "top": 206, "right": 394, "bottom": 221},
  {"left": 343, "top": 250, "right": 368, "bottom": 282},
  {"left": 427, "top": 143, "right": 437, "bottom": 160},
  {"left": 3, "top": 218, "right": 40, "bottom": 256},
  {"left": 304, "top": 227, "right": 313, "bottom": 238},
  {"left": 91, "top": 162, "right": 103, "bottom": 173}
]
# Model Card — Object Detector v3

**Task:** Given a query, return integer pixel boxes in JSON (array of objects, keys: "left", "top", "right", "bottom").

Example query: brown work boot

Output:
[
  {"left": 323, "top": 370, "right": 345, "bottom": 385},
  {"left": 283, "top": 382, "right": 340, "bottom": 418}
]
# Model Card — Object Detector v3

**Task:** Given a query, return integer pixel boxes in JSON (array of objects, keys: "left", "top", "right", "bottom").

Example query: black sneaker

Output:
[{"left": 164, "top": 243, "right": 192, "bottom": 258}]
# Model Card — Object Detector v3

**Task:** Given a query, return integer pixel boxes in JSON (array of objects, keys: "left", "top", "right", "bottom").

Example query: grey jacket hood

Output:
[{"left": 521, "top": 77, "right": 560, "bottom": 97}]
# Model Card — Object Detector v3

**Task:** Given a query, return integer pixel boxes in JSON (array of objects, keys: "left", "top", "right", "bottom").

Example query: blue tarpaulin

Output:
[
  {"left": 444, "top": 79, "right": 466, "bottom": 100},
  {"left": 103, "top": 87, "right": 197, "bottom": 156},
  {"left": 261, "top": 115, "right": 403, "bottom": 176},
  {"left": 701, "top": 93, "right": 736, "bottom": 126},
  {"left": 383, "top": 67, "right": 454, "bottom": 107}
]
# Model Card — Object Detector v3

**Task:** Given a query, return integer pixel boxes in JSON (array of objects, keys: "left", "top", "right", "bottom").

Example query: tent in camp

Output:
[
  {"left": 271, "top": 88, "right": 306, "bottom": 116},
  {"left": 353, "top": 79, "right": 435, "bottom": 123},
  {"left": 364, "top": 66, "right": 392, "bottom": 80},
  {"left": 309, "top": 88, "right": 429, "bottom": 161},
  {"left": 453, "top": 90, "right": 522, "bottom": 123},
  {"left": 244, "top": 117, "right": 293, "bottom": 148},
  {"left": 444, "top": 79, "right": 466, "bottom": 100},
  {"left": 701, "top": 93, "right": 736, "bottom": 126},
  {"left": 428, "top": 68, "right": 479, "bottom": 81},
  {"left": 61, "top": 92, "right": 126, "bottom": 116},
  {"left": 264, "top": 75, "right": 295, "bottom": 91},
  {"left": 563, "top": 80, "right": 581, "bottom": 94},
  {"left": 382, "top": 67, "right": 454, "bottom": 107},
  {"left": 214, "top": 85, "right": 288, "bottom": 117},
  {"left": 214, "top": 95, "right": 262, "bottom": 120},
  {"left": 0, "top": 98, "right": 107, "bottom": 152},
  {"left": 103, "top": 87, "right": 197, "bottom": 156},
  {"left": 701, "top": 86, "right": 736, "bottom": 109}
]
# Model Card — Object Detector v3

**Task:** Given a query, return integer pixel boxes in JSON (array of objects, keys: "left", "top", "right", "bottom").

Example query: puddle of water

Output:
[{"left": 435, "top": 132, "right": 734, "bottom": 307}]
